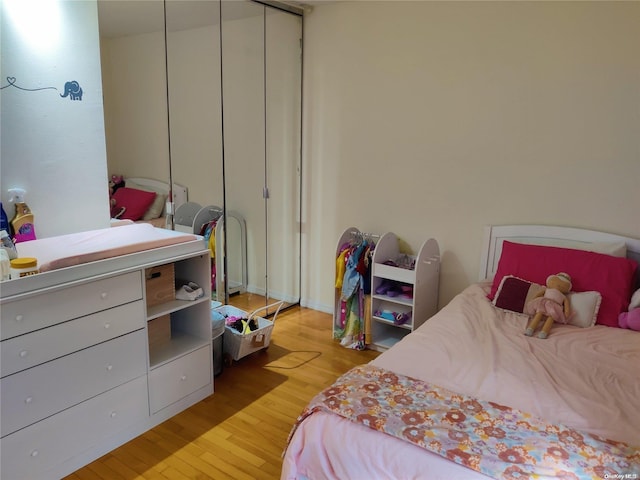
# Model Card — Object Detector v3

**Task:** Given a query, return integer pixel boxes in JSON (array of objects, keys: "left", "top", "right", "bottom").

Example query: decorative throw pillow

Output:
[
  {"left": 567, "top": 291, "right": 602, "bottom": 328},
  {"left": 493, "top": 276, "right": 545, "bottom": 314},
  {"left": 489, "top": 241, "right": 637, "bottom": 328},
  {"left": 112, "top": 187, "right": 157, "bottom": 221},
  {"left": 492, "top": 275, "right": 602, "bottom": 328}
]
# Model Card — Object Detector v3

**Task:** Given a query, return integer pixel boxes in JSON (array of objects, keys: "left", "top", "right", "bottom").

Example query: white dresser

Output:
[{"left": 0, "top": 234, "right": 213, "bottom": 480}]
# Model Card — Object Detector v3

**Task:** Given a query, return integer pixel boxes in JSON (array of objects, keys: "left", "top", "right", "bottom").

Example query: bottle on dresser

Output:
[{"left": 0, "top": 229, "right": 17, "bottom": 280}]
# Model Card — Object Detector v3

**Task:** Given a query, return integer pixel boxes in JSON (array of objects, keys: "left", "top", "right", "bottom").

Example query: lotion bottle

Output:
[{"left": 9, "top": 188, "right": 37, "bottom": 243}]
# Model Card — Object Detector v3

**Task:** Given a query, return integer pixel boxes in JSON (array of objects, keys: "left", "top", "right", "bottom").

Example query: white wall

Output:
[
  {"left": 301, "top": 1, "right": 640, "bottom": 312},
  {"left": 1, "top": 0, "right": 110, "bottom": 237}
]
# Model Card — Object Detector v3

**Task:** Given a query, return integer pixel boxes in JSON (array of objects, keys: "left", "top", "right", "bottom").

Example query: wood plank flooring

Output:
[{"left": 66, "top": 305, "right": 379, "bottom": 480}]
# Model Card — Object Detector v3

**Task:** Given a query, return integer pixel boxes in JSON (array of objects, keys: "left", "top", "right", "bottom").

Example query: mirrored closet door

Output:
[
  {"left": 165, "top": 1, "right": 223, "bottom": 212},
  {"left": 99, "top": 0, "right": 302, "bottom": 311},
  {"left": 264, "top": 6, "right": 302, "bottom": 313},
  {"left": 221, "top": 0, "right": 302, "bottom": 313},
  {"left": 164, "top": 0, "right": 224, "bottom": 299}
]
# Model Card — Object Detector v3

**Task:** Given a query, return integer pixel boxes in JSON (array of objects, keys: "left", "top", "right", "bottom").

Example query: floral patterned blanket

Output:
[{"left": 291, "top": 365, "right": 640, "bottom": 479}]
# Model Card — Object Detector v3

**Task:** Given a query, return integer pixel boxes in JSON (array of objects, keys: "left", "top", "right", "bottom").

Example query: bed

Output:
[
  {"left": 282, "top": 225, "right": 640, "bottom": 480},
  {"left": 110, "top": 177, "right": 188, "bottom": 228}
]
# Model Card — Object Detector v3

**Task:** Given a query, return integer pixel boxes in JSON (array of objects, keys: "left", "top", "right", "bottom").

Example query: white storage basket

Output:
[{"left": 214, "top": 302, "right": 284, "bottom": 361}]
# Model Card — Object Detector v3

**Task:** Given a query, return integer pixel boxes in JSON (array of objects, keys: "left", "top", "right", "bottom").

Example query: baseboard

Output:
[{"left": 300, "top": 298, "right": 333, "bottom": 314}]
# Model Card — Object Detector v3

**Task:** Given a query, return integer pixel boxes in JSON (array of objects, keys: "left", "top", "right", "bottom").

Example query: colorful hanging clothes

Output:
[
  {"left": 202, "top": 218, "right": 219, "bottom": 293},
  {"left": 334, "top": 239, "right": 375, "bottom": 350}
]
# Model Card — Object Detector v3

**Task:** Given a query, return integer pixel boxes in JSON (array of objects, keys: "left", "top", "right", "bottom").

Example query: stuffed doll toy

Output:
[
  {"left": 108, "top": 174, "right": 126, "bottom": 218},
  {"left": 524, "top": 272, "right": 572, "bottom": 339},
  {"left": 618, "top": 288, "right": 640, "bottom": 331},
  {"left": 110, "top": 174, "right": 125, "bottom": 193}
]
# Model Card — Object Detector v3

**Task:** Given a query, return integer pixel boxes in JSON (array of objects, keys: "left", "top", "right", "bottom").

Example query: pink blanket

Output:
[
  {"left": 282, "top": 283, "right": 640, "bottom": 479},
  {"left": 16, "top": 223, "right": 197, "bottom": 272}
]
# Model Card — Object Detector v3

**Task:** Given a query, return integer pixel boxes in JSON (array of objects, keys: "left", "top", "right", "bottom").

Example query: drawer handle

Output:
[
  {"left": 19, "top": 350, "right": 29, "bottom": 358},
  {"left": 180, "top": 374, "right": 187, "bottom": 381},
  {"left": 30, "top": 450, "right": 38, "bottom": 458},
  {"left": 15, "top": 314, "right": 24, "bottom": 323},
  {"left": 110, "top": 411, "right": 117, "bottom": 418},
  {"left": 100, "top": 292, "right": 108, "bottom": 299},
  {"left": 25, "top": 396, "right": 33, "bottom": 405},
  {"left": 106, "top": 365, "right": 113, "bottom": 372}
]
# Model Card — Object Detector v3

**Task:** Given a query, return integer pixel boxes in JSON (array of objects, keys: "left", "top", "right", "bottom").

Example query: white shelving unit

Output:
[
  {"left": 146, "top": 255, "right": 211, "bottom": 370},
  {"left": 370, "top": 232, "right": 440, "bottom": 351}
]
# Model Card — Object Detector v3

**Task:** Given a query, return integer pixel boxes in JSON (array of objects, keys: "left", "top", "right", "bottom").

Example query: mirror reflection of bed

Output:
[{"left": 109, "top": 177, "right": 186, "bottom": 228}]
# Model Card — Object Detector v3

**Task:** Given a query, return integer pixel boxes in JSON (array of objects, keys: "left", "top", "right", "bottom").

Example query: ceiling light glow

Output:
[{"left": 4, "top": 0, "right": 61, "bottom": 52}]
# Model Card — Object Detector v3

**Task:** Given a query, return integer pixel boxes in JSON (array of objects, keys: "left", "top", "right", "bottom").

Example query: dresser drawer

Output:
[
  {"left": 1, "top": 271, "right": 143, "bottom": 341},
  {"left": 1, "top": 300, "right": 145, "bottom": 378},
  {"left": 1, "top": 330, "right": 147, "bottom": 437},
  {"left": 0, "top": 375, "right": 148, "bottom": 480},
  {"left": 148, "top": 345, "right": 211, "bottom": 414}
]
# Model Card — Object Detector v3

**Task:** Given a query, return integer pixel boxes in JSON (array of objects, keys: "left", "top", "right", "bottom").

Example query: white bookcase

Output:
[{"left": 370, "top": 232, "right": 440, "bottom": 351}]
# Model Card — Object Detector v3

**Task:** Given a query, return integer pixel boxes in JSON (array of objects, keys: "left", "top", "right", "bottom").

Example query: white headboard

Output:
[
  {"left": 126, "top": 177, "right": 188, "bottom": 210},
  {"left": 480, "top": 225, "right": 640, "bottom": 285}
]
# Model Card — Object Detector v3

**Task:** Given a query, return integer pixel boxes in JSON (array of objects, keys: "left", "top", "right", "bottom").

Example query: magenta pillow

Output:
[
  {"left": 489, "top": 241, "right": 637, "bottom": 328},
  {"left": 112, "top": 187, "right": 157, "bottom": 221}
]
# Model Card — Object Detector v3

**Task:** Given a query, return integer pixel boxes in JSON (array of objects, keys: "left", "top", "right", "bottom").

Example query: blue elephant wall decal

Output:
[
  {"left": 1, "top": 77, "right": 85, "bottom": 102},
  {"left": 60, "top": 80, "right": 83, "bottom": 101}
]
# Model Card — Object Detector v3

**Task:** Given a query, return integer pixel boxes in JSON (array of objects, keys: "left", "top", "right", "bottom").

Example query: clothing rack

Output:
[
  {"left": 333, "top": 227, "right": 381, "bottom": 350},
  {"left": 174, "top": 203, "right": 248, "bottom": 300},
  {"left": 216, "top": 210, "right": 248, "bottom": 297},
  {"left": 338, "top": 227, "right": 379, "bottom": 248},
  {"left": 349, "top": 230, "right": 381, "bottom": 242},
  {"left": 193, "top": 205, "right": 223, "bottom": 235}
]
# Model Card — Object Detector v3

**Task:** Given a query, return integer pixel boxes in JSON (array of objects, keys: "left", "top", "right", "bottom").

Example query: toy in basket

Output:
[{"left": 214, "top": 301, "right": 285, "bottom": 362}]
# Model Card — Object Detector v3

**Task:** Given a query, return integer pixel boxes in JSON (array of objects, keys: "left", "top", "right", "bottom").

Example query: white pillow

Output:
[
  {"left": 522, "top": 240, "right": 627, "bottom": 258},
  {"left": 565, "top": 241, "right": 627, "bottom": 258},
  {"left": 126, "top": 181, "right": 167, "bottom": 220},
  {"left": 586, "top": 241, "right": 627, "bottom": 257},
  {"left": 567, "top": 291, "right": 602, "bottom": 328}
]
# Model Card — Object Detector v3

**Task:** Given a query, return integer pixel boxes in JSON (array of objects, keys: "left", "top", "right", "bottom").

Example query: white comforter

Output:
[{"left": 282, "top": 283, "right": 640, "bottom": 479}]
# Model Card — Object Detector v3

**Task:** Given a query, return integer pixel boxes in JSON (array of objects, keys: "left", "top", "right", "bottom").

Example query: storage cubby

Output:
[
  {"left": 370, "top": 232, "right": 440, "bottom": 351},
  {"left": 145, "top": 254, "right": 212, "bottom": 369}
]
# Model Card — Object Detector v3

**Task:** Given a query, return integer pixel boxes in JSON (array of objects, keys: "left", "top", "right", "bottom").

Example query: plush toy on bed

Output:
[
  {"left": 618, "top": 288, "right": 640, "bottom": 331},
  {"left": 524, "top": 272, "right": 572, "bottom": 339}
]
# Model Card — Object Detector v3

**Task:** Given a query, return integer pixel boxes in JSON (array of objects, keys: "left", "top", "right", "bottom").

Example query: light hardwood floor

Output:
[{"left": 66, "top": 304, "right": 380, "bottom": 480}]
